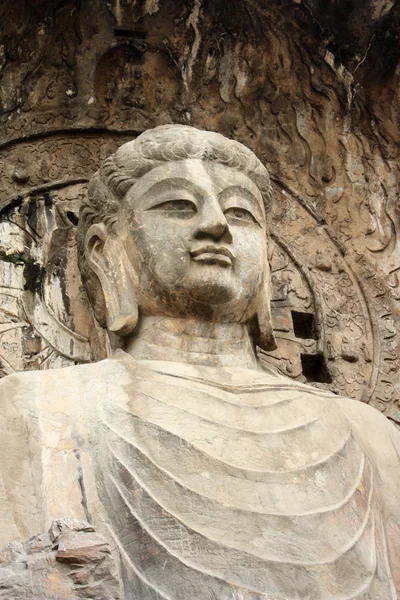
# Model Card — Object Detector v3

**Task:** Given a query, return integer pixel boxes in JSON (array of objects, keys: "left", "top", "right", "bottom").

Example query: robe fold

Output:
[{"left": 0, "top": 350, "right": 399, "bottom": 599}]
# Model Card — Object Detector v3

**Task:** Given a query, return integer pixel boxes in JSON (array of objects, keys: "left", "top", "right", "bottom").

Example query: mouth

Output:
[{"left": 190, "top": 245, "right": 234, "bottom": 267}]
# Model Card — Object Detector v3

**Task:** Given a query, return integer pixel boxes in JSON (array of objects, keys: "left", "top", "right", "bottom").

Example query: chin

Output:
[{"left": 186, "top": 274, "right": 237, "bottom": 306}]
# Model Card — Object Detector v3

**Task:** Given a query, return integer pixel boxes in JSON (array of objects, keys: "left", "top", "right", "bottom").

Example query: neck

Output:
[{"left": 122, "top": 316, "right": 259, "bottom": 369}]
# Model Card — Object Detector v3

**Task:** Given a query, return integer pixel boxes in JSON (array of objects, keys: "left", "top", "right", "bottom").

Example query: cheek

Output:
[
  {"left": 131, "top": 217, "right": 191, "bottom": 279},
  {"left": 234, "top": 229, "right": 266, "bottom": 273},
  {"left": 232, "top": 231, "right": 266, "bottom": 301}
]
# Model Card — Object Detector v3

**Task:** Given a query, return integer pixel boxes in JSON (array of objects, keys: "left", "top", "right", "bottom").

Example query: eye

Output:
[
  {"left": 149, "top": 199, "right": 197, "bottom": 219},
  {"left": 224, "top": 206, "right": 258, "bottom": 224}
]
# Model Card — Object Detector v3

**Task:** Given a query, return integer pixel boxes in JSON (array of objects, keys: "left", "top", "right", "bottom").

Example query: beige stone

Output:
[{"left": 0, "top": 126, "right": 399, "bottom": 599}]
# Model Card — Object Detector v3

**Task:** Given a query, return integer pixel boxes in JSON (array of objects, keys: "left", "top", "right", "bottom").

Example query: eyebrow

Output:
[
  {"left": 217, "top": 185, "right": 265, "bottom": 217},
  {"left": 137, "top": 177, "right": 265, "bottom": 217},
  {"left": 138, "top": 178, "right": 203, "bottom": 202}
]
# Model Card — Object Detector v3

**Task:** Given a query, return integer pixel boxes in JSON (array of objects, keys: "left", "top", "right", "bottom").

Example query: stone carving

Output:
[
  {"left": 1, "top": 132, "right": 398, "bottom": 422},
  {"left": 0, "top": 125, "right": 399, "bottom": 599},
  {"left": 2, "top": 0, "right": 400, "bottom": 424}
]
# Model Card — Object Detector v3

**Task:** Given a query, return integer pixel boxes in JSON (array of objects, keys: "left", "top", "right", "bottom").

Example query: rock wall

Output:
[{"left": 1, "top": 0, "right": 400, "bottom": 424}]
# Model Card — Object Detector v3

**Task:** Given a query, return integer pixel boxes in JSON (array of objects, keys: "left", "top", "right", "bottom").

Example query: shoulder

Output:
[
  {"left": 0, "top": 357, "right": 125, "bottom": 386},
  {"left": 281, "top": 382, "right": 400, "bottom": 507},
  {"left": 271, "top": 373, "right": 400, "bottom": 460},
  {"left": 334, "top": 395, "right": 400, "bottom": 452},
  {"left": 0, "top": 358, "right": 122, "bottom": 413},
  {"left": 333, "top": 395, "right": 400, "bottom": 497}
]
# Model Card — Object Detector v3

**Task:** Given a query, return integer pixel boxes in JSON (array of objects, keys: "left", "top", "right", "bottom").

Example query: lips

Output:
[{"left": 190, "top": 245, "right": 234, "bottom": 267}]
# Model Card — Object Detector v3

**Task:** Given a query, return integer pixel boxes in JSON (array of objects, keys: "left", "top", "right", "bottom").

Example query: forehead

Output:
[{"left": 124, "top": 159, "right": 264, "bottom": 205}]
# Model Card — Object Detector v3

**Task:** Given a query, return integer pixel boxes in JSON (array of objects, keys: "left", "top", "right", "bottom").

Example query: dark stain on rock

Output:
[
  {"left": 47, "top": 227, "right": 71, "bottom": 314},
  {"left": 43, "top": 191, "right": 53, "bottom": 210},
  {"left": 0, "top": 196, "right": 23, "bottom": 220},
  {"left": 27, "top": 197, "right": 39, "bottom": 237},
  {"left": 23, "top": 261, "right": 46, "bottom": 295},
  {"left": 67, "top": 211, "right": 79, "bottom": 226},
  {"left": 366, "top": 28, "right": 400, "bottom": 80}
]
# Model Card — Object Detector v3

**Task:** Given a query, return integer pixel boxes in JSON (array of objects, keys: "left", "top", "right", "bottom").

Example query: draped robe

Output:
[{"left": 0, "top": 350, "right": 399, "bottom": 599}]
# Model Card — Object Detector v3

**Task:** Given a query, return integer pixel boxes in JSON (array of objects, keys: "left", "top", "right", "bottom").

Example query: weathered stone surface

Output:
[
  {"left": 56, "top": 531, "right": 111, "bottom": 564},
  {"left": 0, "top": 126, "right": 399, "bottom": 598},
  {"left": 49, "top": 517, "right": 95, "bottom": 544},
  {"left": 0, "top": 518, "right": 119, "bottom": 599},
  {"left": 0, "top": 1, "right": 400, "bottom": 424}
]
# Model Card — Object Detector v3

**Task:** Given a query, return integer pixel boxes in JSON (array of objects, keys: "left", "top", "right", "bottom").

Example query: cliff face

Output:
[{"left": 0, "top": 0, "right": 400, "bottom": 424}]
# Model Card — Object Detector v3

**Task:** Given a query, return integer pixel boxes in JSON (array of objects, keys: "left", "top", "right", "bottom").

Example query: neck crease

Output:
[{"left": 122, "top": 317, "right": 258, "bottom": 369}]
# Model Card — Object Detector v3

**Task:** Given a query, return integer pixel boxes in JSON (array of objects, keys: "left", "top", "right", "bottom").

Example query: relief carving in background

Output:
[{"left": 1, "top": 0, "right": 400, "bottom": 425}]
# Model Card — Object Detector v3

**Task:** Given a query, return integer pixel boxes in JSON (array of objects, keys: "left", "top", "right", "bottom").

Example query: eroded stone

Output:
[{"left": 0, "top": 126, "right": 399, "bottom": 599}]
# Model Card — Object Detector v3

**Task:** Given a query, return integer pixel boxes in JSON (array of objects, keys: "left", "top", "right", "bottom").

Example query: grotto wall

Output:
[{"left": 1, "top": 0, "right": 400, "bottom": 424}]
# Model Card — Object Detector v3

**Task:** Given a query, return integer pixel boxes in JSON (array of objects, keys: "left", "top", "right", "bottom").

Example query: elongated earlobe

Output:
[
  {"left": 85, "top": 223, "right": 139, "bottom": 337},
  {"left": 253, "top": 275, "right": 277, "bottom": 351},
  {"left": 107, "top": 295, "right": 138, "bottom": 336},
  {"left": 252, "top": 242, "right": 277, "bottom": 352},
  {"left": 101, "top": 242, "right": 139, "bottom": 336}
]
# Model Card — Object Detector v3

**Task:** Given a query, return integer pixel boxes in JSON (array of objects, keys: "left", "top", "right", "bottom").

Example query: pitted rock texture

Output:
[
  {"left": 0, "top": 1, "right": 400, "bottom": 423},
  {"left": 0, "top": 518, "right": 120, "bottom": 600}
]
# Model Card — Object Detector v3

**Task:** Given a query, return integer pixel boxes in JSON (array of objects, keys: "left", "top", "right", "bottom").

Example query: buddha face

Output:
[{"left": 117, "top": 158, "right": 269, "bottom": 322}]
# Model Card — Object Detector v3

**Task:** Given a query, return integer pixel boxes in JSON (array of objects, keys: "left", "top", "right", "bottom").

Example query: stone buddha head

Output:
[{"left": 77, "top": 125, "right": 276, "bottom": 351}]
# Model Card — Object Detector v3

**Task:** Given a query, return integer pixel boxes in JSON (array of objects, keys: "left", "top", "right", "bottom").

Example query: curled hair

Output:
[{"left": 76, "top": 124, "right": 273, "bottom": 327}]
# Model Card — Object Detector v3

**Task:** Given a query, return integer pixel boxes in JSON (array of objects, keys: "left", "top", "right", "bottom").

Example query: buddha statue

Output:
[{"left": 0, "top": 125, "right": 399, "bottom": 599}]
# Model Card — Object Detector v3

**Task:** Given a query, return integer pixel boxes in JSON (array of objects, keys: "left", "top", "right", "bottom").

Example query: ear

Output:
[
  {"left": 85, "top": 223, "right": 139, "bottom": 336},
  {"left": 252, "top": 242, "right": 277, "bottom": 352}
]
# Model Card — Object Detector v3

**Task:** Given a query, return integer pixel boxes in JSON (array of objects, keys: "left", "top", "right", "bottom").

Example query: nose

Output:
[{"left": 194, "top": 198, "right": 232, "bottom": 242}]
